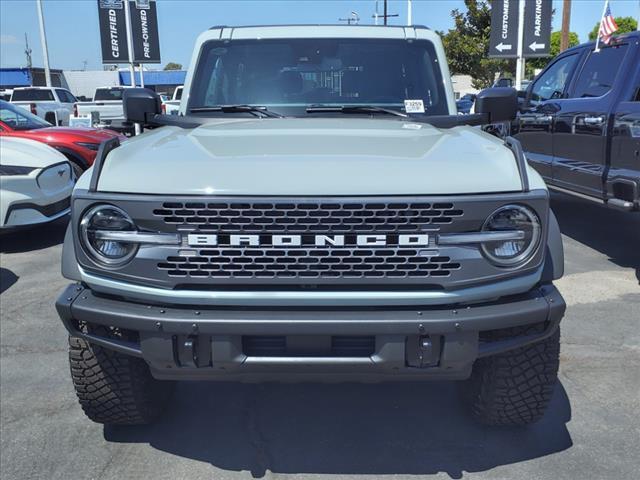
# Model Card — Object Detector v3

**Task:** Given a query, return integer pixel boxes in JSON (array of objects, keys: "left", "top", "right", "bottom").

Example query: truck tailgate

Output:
[{"left": 76, "top": 101, "right": 124, "bottom": 121}]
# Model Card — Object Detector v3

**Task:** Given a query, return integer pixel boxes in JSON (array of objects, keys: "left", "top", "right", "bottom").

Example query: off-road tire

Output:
[
  {"left": 68, "top": 334, "right": 173, "bottom": 425},
  {"left": 462, "top": 324, "right": 560, "bottom": 426}
]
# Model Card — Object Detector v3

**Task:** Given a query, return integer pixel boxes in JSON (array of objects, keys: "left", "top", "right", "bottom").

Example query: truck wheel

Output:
[
  {"left": 462, "top": 324, "right": 560, "bottom": 426},
  {"left": 68, "top": 334, "right": 173, "bottom": 425}
]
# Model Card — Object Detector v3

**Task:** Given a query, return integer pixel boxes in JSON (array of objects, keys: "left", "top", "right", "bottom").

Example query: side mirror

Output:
[
  {"left": 123, "top": 88, "right": 161, "bottom": 124},
  {"left": 475, "top": 87, "right": 518, "bottom": 123}
]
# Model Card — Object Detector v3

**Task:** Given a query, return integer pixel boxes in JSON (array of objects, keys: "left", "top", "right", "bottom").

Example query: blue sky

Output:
[{"left": 1, "top": 0, "right": 638, "bottom": 70}]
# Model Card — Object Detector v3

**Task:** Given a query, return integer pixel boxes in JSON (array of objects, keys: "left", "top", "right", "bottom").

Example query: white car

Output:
[
  {"left": 0, "top": 137, "right": 74, "bottom": 230},
  {"left": 10, "top": 87, "right": 77, "bottom": 126},
  {"left": 162, "top": 85, "right": 183, "bottom": 115}
]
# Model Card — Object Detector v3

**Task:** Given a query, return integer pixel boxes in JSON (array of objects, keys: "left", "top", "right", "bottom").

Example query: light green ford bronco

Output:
[{"left": 56, "top": 25, "right": 566, "bottom": 426}]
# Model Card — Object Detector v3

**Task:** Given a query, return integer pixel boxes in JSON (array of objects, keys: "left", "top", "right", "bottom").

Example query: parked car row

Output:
[
  {"left": 0, "top": 101, "right": 126, "bottom": 231},
  {"left": 4, "top": 85, "right": 185, "bottom": 135}
]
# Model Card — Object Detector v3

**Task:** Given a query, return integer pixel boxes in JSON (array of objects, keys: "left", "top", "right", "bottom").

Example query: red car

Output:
[{"left": 0, "top": 100, "right": 125, "bottom": 178}]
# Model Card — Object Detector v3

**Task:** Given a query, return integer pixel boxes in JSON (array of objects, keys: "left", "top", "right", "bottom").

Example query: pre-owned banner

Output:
[
  {"left": 129, "top": 0, "right": 161, "bottom": 63},
  {"left": 97, "top": 0, "right": 129, "bottom": 63}
]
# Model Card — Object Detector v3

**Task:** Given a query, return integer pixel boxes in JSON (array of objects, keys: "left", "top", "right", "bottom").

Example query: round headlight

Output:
[
  {"left": 481, "top": 205, "right": 541, "bottom": 267},
  {"left": 80, "top": 205, "right": 138, "bottom": 266}
]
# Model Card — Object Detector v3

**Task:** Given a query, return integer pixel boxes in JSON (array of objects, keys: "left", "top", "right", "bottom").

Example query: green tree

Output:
[
  {"left": 163, "top": 62, "right": 182, "bottom": 71},
  {"left": 526, "top": 30, "right": 579, "bottom": 75},
  {"left": 441, "top": 0, "right": 511, "bottom": 89},
  {"left": 588, "top": 16, "right": 637, "bottom": 40}
]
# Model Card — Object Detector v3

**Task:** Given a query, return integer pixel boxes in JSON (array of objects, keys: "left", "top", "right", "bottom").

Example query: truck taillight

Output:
[
  {"left": 161, "top": 103, "right": 166, "bottom": 114},
  {"left": 30, "top": 103, "right": 37, "bottom": 115}
]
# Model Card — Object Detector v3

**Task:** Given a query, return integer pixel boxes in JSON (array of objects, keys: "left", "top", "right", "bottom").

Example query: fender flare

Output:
[
  {"left": 61, "top": 223, "right": 82, "bottom": 281},
  {"left": 542, "top": 208, "right": 564, "bottom": 282}
]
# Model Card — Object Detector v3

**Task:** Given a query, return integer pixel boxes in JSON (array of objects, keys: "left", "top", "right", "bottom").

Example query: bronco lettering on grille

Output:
[{"left": 187, "top": 234, "right": 430, "bottom": 247}]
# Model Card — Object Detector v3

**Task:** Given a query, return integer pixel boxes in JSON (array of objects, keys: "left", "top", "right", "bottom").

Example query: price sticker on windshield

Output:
[{"left": 404, "top": 99, "right": 425, "bottom": 114}]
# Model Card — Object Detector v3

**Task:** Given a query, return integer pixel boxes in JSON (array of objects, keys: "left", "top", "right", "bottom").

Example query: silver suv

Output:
[{"left": 56, "top": 25, "right": 565, "bottom": 426}]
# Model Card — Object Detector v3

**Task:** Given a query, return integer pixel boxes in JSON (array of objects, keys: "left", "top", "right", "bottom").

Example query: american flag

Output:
[{"left": 598, "top": 4, "right": 619, "bottom": 45}]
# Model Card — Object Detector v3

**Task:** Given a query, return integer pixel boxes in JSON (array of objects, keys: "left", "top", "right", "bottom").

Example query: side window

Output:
[
  {"left": 571, "top": 44, "right": 628, "bottom": 98},
  {"left": 56, "top": 89, "right": 75, "bottom": 103},
  {"left": 55, "top": 89, "right": 68, "bottom": 103},
  {"left": 530, "top": 54, "right": 578, "bottom": 104}
]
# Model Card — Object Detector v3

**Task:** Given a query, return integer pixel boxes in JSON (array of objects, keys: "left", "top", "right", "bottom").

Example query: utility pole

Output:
[
  {"left": 407, "top": 0, "right": 413, "bottom": 26},
  {"left": 24, "top": 34, "right": 32, "bottom": 68},
  {"left": 560, "top": 0, "right": 572, "bottom": 52},
  {"left": 36, "top": 0, "right": 52, "bottom": 87},
  {"left": 380, "top": 0, "right": 399, "bottom": 25}
]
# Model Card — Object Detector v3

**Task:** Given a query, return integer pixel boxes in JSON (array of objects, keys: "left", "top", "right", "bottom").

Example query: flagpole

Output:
[{"left": 594, "top": 0, "right": 610, "bottom": 53}]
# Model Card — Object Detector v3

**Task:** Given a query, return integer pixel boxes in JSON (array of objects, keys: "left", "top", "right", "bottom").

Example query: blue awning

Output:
[
  {"left": 119, "top": 70, "right": 186, "bottom": 86},
  {"left": 0, "top": 68, "right": 32, "bottom": 88}
]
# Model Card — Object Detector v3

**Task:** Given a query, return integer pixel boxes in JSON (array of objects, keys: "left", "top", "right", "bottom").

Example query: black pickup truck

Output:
[{"left": 514, "top": 31, "right": 640, "bottom": 211}]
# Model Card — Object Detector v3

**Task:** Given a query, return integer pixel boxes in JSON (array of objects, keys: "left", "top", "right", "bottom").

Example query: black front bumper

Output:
[{"left": 56, "top": 284, "right": 565, "bottom": 382}]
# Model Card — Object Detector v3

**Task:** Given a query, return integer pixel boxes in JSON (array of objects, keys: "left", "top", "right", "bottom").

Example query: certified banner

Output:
[
  {"left": 97, "top": 0, "right": 129, "bottom": 63},
  {"left": 128, "top": 0, "right": 161, "bottom": 63}
]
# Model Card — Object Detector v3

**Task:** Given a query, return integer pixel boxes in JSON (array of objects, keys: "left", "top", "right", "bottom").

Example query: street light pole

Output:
[
  {"left": 515, "top": 0, "right": 525, "bottom": 91},
  {"left": 560, "top": 0, "right": 572, "bottom": 52},
  {"left": 407, "top": 0, "right": 412, "bottom": 26},
  {"left": 35, "top": 0, "right": 52, "bottom": 87},
  {"left": 123, "top": 0, "right": 136, "bottom": 87}
]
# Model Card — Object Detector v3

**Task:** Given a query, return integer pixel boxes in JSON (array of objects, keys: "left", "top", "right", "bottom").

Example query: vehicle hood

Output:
[
  {"left": 0, "top": 137, "right": 68, "bottom": 168},
  {"left": 93, "top": 117, "right": 538, "bottom": 195}
]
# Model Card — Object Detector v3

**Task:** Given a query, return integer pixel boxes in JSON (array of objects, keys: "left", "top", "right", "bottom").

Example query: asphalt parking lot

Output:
[{"left": 1, "top": 192, "right": 638, "bottom": 480}]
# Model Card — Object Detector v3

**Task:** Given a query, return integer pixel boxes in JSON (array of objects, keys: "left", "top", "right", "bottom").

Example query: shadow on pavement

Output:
[
  {"left": 0, "top": 268, "right": 19, "bottom": 294},
  {"left": 105, "top": 380, "right": 573, "bottom": 478},
  {"left": 0, "top": 216, "right": 68, "bottom": 254},
  {"left": 550, "top": 192, "right": 640, "bottom": 281}
]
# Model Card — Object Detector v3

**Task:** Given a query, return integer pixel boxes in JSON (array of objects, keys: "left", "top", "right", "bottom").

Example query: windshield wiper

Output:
[
  {"left": 189, "top": 105, "right": 284, "bottom": 118},
  {"left": 306, "top": 105, "right": 407, "bottom": 117}
]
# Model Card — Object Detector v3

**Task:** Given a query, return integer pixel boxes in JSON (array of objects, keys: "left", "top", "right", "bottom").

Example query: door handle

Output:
[
  {"left": 521, "top": 115, "right": 552, "bottom": 125},
  {"left": 583, "top": 116, "right": 605, "bottom": 126}
]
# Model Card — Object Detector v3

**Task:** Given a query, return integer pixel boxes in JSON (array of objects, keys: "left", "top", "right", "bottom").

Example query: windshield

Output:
[
  {"left": 94, "top": 88, "right": 124, "bottom": 101},
  {"left": 188, "top": 38, "right": 448, "bottom": 115},
  {"left": 11, "top": 89, "right": 54, "bottom": 101},
  {"left": 0, "top": 100, "right": 51, "bottom": 130}
]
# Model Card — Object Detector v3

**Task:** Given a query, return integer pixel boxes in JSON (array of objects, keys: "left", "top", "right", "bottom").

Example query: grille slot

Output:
[
  {"left": 158, "top": 249, "right": 461, "bottom": 279},
  {"left": 153, "top": 201, "right": 463, "bottom": 233},
  {"left": 242, "top": 336, "right": 375, "bottom": 357}
]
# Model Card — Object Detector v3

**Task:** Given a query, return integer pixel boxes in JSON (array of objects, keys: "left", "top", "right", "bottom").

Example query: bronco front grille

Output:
[
  {"left": 153, "top": 201, "right": 464, "bottom": 233},
  {"left": 158, "top": 248, "right": 460, "bottom": 279}
]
